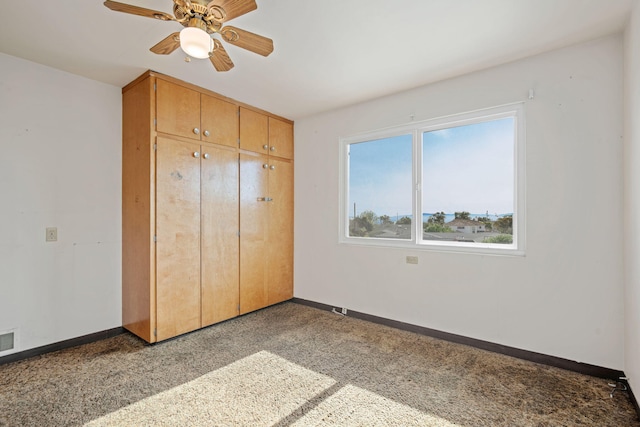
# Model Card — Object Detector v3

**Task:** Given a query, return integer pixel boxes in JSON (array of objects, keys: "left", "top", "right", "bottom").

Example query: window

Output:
[{"left": 340, "top": 104, "right": 525, "bottom": 255}]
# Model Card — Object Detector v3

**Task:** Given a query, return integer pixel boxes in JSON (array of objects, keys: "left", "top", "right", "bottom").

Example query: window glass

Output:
[
  {"left": 348, "top": 135, "right": 413, "bottom": 239},
  {"left": 422, "top": 118, "right": 515, "bottom": 246},
  {"left": 340, "top": 104, "right": 524, "bottom": 254}
]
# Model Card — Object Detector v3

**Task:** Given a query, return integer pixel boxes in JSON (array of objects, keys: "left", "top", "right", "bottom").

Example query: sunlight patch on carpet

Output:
[
  {"left": 292, "top": 384, "right": 461, "bottom": 427},
  {"left": 85, "top": 351, "right": 336, "bottom": 426}
]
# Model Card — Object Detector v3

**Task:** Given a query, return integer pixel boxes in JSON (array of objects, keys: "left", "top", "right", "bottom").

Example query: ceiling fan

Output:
[{"left": 103, "top": 0, "right": 273, "bottom": 72}]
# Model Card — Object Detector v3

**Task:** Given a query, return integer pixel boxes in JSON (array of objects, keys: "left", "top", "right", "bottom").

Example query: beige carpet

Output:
[{"left": 0, "top": 302, "right": 638, "bottom": 426}]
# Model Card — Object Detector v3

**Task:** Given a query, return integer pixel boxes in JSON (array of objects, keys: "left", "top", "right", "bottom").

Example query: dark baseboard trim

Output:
[
  {"left": 0, "top": 327, "right": 124, "bottom": 366},
  {"left": 291, "top": 298, "right": 624, "bottom": 380},
  {"left": 628, "top": 381, "right": 640, "bottom": 421}
]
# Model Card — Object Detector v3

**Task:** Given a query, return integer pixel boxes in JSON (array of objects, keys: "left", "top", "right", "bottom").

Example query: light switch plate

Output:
[{"left": 406, "top": 256, "right": 418, "bottom": 264}]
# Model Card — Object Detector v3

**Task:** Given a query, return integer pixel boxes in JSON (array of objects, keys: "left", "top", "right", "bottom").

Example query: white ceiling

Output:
[{"left": 0, "top": 0, "right": 633, "bottom": 120}]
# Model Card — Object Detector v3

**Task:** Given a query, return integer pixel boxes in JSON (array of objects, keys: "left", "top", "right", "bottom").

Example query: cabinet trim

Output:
[{"left": 123, "top": 70, "right": 294, "bottom": 125}]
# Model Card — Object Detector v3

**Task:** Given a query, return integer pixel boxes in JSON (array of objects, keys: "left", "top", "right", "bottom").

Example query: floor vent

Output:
[{"left": 0, "top": 332, "right": 14, "bottom": 352}]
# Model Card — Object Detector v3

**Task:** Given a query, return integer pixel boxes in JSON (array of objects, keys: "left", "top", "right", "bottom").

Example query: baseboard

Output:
[
  {"left": 0, "top": 327, "right": 124, "bottom": 366},
  {"left": 291, "top": 298, "right": 624, "bottom": 380},
  {"left": 628, "top": 380, "right": 640, "bottom": 421}
]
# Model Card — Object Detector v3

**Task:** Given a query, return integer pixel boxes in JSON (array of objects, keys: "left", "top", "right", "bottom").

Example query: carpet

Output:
[{"left": 0, "top": 302, "right": 637, "bottom": 426}]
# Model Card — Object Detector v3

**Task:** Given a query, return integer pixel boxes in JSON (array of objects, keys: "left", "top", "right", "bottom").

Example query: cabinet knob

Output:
[
  {"left": 203, "top": 153, "right": 210, "bottom": 159},
  {"left": 269, "top": 165, "right": 276, "bottom": 170},
  {"left": 262, "top": 144, "right": 269, "bottom": 150},
  {"left": 270, "top": 146, "right": 276, "bottom": 152},
  {"left": 193, "top": 127, "right": 200, "bottom": 135},
  {"left": 263, "top": 163, "right": 269, "bottom": 169},
  {"left": 203, "top": 130, "right": 210, "bottom": 137},
  {"left": 193, "top": 151, "right": 200, "bottom": 158}
]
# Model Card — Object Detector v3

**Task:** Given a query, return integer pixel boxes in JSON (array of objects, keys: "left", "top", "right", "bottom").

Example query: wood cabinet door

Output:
[
  {"left": 239, "top": 107, "right": 268, "bottom": 154},
  {"left": 201, "top": 146, "right": 240, "bottom": 326},
  {"left": 155, "top": 137, "right": 202, "bottom": 341},
  {"left": 267, "top": 158, "right": 294, "bottom": 305},
  {"left": 239, "top": 153, "right": 269, "bottom": 314},
  {"left": 201, "top": 95, "right": 239, "bottom": 148},
  {"left": 156, "top": 80, "right": 201, "bottom": 140},
  {"left": 268, "top": 118, "right": 294, "bottom": 160}
]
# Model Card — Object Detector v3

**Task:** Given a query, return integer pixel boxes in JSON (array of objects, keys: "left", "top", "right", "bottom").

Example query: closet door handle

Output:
[
  {"left": 262, "top": 144, "right": 269, "bottom": 150},
  {"left": 203, "top": 130, "right": 210, "bottom": 137},
  {"left": 270, "top": 146, "right": 276, "bottom": 152},
  {"left": 193, "top": 127, "right": 200, "bottom": 135},
  {"left": 269, "top": 165, "right": 276, "bottom": 170},
  {"left": 263, "top": 163, "right": 269, "bottom": 169},
  {"left": 193, "top": 151, "right": 200, "bottom": 158},
  {"left": 203, "top": 153, "right": 210, "bottom": 159}
]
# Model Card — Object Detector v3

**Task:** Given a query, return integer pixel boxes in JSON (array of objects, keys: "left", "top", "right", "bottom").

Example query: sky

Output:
[{"left": 348, "top": 117, "right": 514, "bottom": 218}]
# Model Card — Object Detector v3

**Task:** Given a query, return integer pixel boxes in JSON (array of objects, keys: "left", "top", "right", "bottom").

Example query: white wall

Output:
[
  {"left": 0, "top": 53, "right": 122, "bottom": 354},
  {"left": 295, "top": 35, "right": 625, "bottom": 369},
  {"left": 624, "top": 0, "right": 640, "bottom": 395}
]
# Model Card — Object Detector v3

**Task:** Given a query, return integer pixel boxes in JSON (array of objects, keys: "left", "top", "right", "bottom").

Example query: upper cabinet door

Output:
[
  {"left": 201, "top": 95, "right": 239, "bottom": 148},
  {"left": 239, "top": 107, "right": 268, "bottom": 154},
  {"left": 268, "top": 118, "right": 294, "bottom": 160},
  {"left": 156, "top": 80, "right": 201, "bottom": 140}
]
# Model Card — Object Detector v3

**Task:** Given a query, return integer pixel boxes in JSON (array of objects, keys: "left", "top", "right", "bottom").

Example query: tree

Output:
[
  {"left": 379, "top": 215, "right": 392, "bottom": 224},
  {"left": 359, "top": 210, "right": 378, "bottom": 225},
  {"left": 482, "top": 234, "right": 513, "bottom": 244},
  {"left": 396, "top": 216, "right": 411, "bottom": 225},
  {"left": 349, "top": 210, "right": 378, "bottom": 237},
  {"left": 454, "top": 211, "right": 471, "bottom": 220},
  {"left": 494, "top": 215, "right": 513, "bottom": 234},
  {"left": 475, "top": 216, "right": 493, "bottom": 231},
  {"left": 427, "top": 211, "right": 446, "bottom": 225},
  {"left": 423, "top": 222, "right": 452, "bottom": 233}
]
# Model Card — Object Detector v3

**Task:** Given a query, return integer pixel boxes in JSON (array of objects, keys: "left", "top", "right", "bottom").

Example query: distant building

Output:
[{"left": 446, "top": 218, "right": 485, "bottom": 233}]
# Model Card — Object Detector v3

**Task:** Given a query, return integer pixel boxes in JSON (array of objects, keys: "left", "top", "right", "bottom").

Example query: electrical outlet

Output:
[
  {"left": 406, "top": 256, "right": 418, "bottom": 264},
  {"left": 46, "top": 227, "right": 57, "bottom": 242}
]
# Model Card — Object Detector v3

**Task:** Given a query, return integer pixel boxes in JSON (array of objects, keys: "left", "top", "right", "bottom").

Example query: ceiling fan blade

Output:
[
  {"left": 209, "top": 39, "right": 235, "bottom": 71},
  {"left": 220, "top": 26, "right": 273, "bottom": 56},
  {"left": 206, "top": 0, "right": 257, "bottom": 23},
  {"left": 103, "top": 0, "right": 174, "bottom": 21},
  {"left": 150, "top": 32, "right": 181, "bottom": 55}
]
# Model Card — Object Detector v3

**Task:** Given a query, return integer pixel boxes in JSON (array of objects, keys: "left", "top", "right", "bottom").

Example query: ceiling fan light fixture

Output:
[{"left": 179, "top": 27, "right": 212, "bottom": 59}]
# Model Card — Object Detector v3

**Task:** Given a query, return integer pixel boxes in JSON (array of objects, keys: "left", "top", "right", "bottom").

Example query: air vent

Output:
[{"left": 0, "top": 332, "right": 14, "bottom": 352}]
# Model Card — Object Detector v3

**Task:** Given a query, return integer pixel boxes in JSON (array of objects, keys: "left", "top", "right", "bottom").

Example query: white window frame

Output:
[{"left": 339, "top": 103, "right": 526, "bottom": 256}]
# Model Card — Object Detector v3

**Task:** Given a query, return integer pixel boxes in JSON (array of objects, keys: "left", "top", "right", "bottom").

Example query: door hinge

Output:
[
  {"left": 237, "top": 230, "right": 240, "bottom": 237},
  {"left": 154, "top": 82, "right": 157, "bottom": 92},
  {"left": 153, "top": 328, "right": 157, "bottom": 337},
  {"left": 237, "top": 138, "right": 240, "bottom": 146},
  {"left": 153, "top": 143, "right": 157, "bottom": 151},
  {"left": 153, "top": 235, "right": 157, "bottom": 242},
  {"left": 154, "top": 118, "right": 157, "bottom": 127}
]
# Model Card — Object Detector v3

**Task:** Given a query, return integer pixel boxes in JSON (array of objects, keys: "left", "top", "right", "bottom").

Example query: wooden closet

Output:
[{"left": 122, "top": 71, "right": 293, "bottom": 343}]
